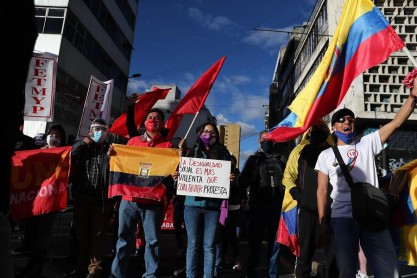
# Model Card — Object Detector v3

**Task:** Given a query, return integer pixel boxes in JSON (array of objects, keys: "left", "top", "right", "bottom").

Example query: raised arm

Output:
[{"left": 379, "top": 77, "right": 417, "bottom": 144}]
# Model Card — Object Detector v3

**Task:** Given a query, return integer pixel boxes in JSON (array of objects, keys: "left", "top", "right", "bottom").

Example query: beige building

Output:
[{"left": 218, "top": 124, "right": 241, "bottom": 168}]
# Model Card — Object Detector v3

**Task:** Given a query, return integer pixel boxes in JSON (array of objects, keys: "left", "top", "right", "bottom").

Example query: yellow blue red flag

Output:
[
  {"left": 389, "top": 159, "right": 417, "bottom": 266},
  {"left": 268, "top": 0, "right": 404, "bottom": 142},
  {"left": 277, "top": 186, "right": 300, "bottom": 256},
  {"left": 108, "top": 144, "right": 180, "bottom": 201}
]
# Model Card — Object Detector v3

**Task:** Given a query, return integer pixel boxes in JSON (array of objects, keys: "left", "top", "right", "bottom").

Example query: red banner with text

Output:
[{"left": 9, "top": 146, "right": 71, "bottom": 221}]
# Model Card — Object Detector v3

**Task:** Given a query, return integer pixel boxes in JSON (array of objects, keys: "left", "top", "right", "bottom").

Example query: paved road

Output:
[
  {"left": 11, "top": 209, "right": 417, "bottom": 277},
  {"left": 11, "top": 210, "right": 297, "bottom": 278}
]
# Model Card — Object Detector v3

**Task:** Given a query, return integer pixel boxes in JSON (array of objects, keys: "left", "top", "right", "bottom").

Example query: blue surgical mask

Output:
[
  {"left": 91, "top": 131, "right": 108, "bottom": 143},
  {"left": 334, "top": 130, "right": 356, "bottom": 144}
]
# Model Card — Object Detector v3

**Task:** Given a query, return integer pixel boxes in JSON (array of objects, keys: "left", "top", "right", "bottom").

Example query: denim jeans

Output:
[
  {"left": 268, "top": 239, "right": 280, "bottom": 278},
  {"left": 331, "top": 217, "right": 399, "bottom": 278},
  {"left": 111, "top": 200, "right": 163, "bottom": 278},
  {"left": 184, "top": 206, "right": 220, "bottom": 278}
]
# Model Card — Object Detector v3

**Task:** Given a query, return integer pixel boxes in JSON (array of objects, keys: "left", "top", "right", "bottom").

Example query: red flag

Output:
[
  {"left": 10, "top": 146, "right": 72, "bottom": 221},
  {"left": 164, "top": 56, "right": 226, "bottom": 140},
  {"left": 109, "top": 88, "right": 170, "bottom": 137}
]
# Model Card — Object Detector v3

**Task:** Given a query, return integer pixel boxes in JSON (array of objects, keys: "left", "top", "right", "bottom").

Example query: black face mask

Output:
[
  {"left": 260, "top": 140, "right": 273, "bottom": 153},
  {"left": 309, "top": 129, "right": 328, "bottom": 145}
]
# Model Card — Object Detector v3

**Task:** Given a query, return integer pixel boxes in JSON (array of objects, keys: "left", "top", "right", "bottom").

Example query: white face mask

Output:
[{"left": 46, "top": 135, "right": 61, "bottom": 148}]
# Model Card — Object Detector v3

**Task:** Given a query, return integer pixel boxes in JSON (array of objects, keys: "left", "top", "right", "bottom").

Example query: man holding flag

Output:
[{"left": 109, "top": 108, "right": 175, "bottom": 278}]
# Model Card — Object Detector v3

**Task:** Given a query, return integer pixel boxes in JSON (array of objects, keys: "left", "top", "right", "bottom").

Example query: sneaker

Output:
[
  {"left": 356, "top": 271, "right": 369, "bottom": 278},
  {"left": 232, "top": 262, "right": 242, "bottom": 271},
  {"left": 173, "top": 268, "right": 186, "bottom": 277}
]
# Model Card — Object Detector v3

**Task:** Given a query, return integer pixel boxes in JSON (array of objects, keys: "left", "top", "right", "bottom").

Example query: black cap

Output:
[{"left": 331, "top": 108, "right": 355, "bottom": 125}]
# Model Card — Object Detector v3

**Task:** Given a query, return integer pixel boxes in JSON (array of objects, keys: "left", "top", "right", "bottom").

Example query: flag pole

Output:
[
  {"left": 183, "top": 111, "right": 200, "bottom": 141},
  {"left": 403, "top": 46, "right": 417, "bottom": 67}
]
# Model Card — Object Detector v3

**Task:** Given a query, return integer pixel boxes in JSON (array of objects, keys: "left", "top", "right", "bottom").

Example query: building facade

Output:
[
  {"left": 218, "top": 124, "right": 241, "bottom": 168},
  {"left": 25, "top": 0, "right": 139, "bottom": 142},
  {"left": 271, "top": 0, "right": 417, "bottom": 171}
]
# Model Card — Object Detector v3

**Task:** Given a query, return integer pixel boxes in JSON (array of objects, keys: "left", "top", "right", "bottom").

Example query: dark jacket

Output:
[
  {"left": 70, "top": 140, "right": 110, "bottom": 201},
  {"left": 289, "top": 144, "right": 329, "bottom": 212},
  {"left": 239, "top": 151, "right": 285, "bottom": 207}
]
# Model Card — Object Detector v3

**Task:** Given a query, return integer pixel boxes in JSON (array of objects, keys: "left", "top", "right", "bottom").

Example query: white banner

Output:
[
  {"left": 177, "top": 157, "right": 231, "bottom": 199},
  {"left": 24, "top": 53, "right": 57, "bottom": 121},
  {"left": 76, "top": 75, "right": 114, "bottom": 140}
]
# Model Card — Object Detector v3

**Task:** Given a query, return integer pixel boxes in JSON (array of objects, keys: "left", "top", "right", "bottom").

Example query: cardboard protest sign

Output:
[{"left": 177, "top": 157, "right": 231, "bottom": 199}]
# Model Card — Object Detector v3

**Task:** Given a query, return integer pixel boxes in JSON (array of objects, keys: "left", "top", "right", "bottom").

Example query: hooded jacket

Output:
[{"left": 282, "top": 122, "right": 333, "bottom": 212}]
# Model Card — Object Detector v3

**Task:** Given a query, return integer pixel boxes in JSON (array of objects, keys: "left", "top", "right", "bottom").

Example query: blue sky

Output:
[{"left": 127, "top": 0, "right": 316, "bottom": 167}]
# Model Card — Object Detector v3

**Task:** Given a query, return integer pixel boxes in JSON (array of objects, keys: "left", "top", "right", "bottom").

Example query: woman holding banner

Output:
[{"left": 182, "top": 122, "right": 233, "bottom": 278}]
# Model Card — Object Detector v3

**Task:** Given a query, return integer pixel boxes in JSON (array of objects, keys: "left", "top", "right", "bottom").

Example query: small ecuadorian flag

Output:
[{"left": 108, "top": 144, "right": 180, "bottom": 201}]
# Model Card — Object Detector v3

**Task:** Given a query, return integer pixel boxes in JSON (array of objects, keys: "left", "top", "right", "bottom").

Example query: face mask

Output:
[
  {"left": 334, "top": 130, "right": 356, "bottom": 144},
  {"left": 145, "top": 119, "right": 160, "bottom": 132},
  {"left": 46, "top": 135, "right": 61, "bottom": 148},
  {"left": 260, "top": 140, "right": 273, "bottom": 153},
  {"left": 309, "top": 129, "right": 328, "bottom": 145},
  {"left": 91, "top": 131, "right": 108, "bottom": 143},
  {"left": 200, "top": 133, "right": 213, "bottom": 148}
]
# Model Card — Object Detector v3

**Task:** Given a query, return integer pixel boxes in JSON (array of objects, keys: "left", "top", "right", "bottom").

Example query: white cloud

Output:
[
  {"left": 187, "top": 7, "right": 238, "bottom": 33},
  {"left": 215, "top": 113, "right": 257, "bottom": 139},
  {"left": 214, "top": 74, "right": 251, "bottom": 94},
  {"left": 242, "top": 26, "right": 293, "bottom": 51},
  {"left": 127, "top": 79, "right": 151, "bottom": 95},
  {"left": 230, "top": 92, "right": 269, "bottom": 120}
]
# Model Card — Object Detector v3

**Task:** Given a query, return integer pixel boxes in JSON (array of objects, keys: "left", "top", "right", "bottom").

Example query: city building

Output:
[
  {"left": 270, "top": 0, "right": 417, "bottom": 171},
  {"left": 24, "top": 0, "right": 139, "bottom": 142},
  {"left": 218, "top": 124, "right": 241, "bottom": 168}
]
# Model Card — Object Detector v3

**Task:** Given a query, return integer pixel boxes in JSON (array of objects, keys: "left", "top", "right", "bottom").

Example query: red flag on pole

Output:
[
  {"left": 109, "top": 88, "right": 170, "bottom": 137},
  {"left": 164, "top": 56, "right": 226, "bottom": 140}
]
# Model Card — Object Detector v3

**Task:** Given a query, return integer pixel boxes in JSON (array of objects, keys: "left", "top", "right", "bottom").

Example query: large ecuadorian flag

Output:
[
  {"left": 389, "top": 159, "right": 417, "bottom": 266},
  {"left": 277, "top": 187, "right": 300, "bottom": 256},
  {"left": 268, "top": 0, "right": 404, "bottom": 142},
  {"left": 109, "top": 144, "right": 180, "bottom": 201}
]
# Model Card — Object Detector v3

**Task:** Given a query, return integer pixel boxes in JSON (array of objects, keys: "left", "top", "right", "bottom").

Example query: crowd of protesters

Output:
[{"left": 8, "top": 75, "right": 417, "bottom": 278}]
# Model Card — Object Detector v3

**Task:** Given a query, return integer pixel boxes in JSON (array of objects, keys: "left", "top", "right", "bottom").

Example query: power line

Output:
[{"left": 253, "top": 27, "right": 333, "bottom": 37}]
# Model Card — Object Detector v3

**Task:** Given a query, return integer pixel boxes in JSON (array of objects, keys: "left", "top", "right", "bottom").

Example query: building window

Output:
[
  {"left": 35, "top": 7, "right": 66, "bottom": 34},
  {"left": 63, "top": 11, "right": 127, "bottom": 94}
]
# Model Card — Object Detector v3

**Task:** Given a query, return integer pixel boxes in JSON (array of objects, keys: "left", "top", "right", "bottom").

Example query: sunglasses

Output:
[{"left": 335, "top": 116, "right": 355, "bottom": 124}]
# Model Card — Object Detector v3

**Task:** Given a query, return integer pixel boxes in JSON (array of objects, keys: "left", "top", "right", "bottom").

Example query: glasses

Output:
[
  {"left": 335, "top": 116, "right": 355, "bottom": 124},
  {"left": 203, "top": 130, "right": 216, "bottom": 135}
]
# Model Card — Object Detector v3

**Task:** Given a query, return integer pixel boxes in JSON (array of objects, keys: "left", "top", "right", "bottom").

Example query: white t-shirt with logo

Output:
[{"left": 315, "top": 132, "right": 383, "bottom": 218}]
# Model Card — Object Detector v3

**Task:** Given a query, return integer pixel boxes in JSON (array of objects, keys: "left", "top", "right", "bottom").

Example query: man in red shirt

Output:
[{"left": 110, "top": 108, "right": 174, "bottom": 278}]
